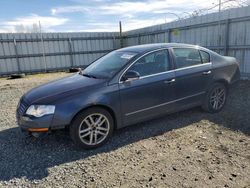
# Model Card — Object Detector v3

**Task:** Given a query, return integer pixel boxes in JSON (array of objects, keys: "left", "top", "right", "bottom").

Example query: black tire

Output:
[
  {"left": 70, "top": 107, "right": 114, "bottom": 149},
  {"left": 10, "top": 73, "right": 25, "bottom": 79},
  {"left": 202, "top": 82, "right": 227, "bottom": 113},
  {"left": 69, "top": 68, "right": 81, "bottom": 73}
]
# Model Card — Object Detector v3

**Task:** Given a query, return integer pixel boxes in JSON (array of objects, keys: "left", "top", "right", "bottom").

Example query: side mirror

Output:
[{"left": 122, "top": 70, "right": 140, "bottom": 82}]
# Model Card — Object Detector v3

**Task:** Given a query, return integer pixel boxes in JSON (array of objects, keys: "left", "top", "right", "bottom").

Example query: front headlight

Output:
[{"left": 26, "top": 105, "right": 55, "bottom": 117}]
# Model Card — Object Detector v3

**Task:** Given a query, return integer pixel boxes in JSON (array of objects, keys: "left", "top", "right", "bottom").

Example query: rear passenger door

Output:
[{"left": 171, "top": 48, "right": 212, "bottom": 108}]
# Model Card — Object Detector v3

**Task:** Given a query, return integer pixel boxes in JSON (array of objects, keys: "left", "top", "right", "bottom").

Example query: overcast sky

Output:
[{"left": 0, "top": 0, "right": 222, "bottom": 33}]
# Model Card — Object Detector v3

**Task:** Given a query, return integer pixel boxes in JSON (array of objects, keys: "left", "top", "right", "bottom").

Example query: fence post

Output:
[
  {"left": 224, "top": 19, "right": 230, "bottom": 56},
  {"left": 39, "top": 21, "right": 47, "bottom": 72},
  {"left": 168, "top": 29, "right": 171, "bottom": 43},
  {"left": 112, "top": 35, "right": 116, "bottom": 49},
  {"left": 138, "top": 34, "right": 141, "bottom": 45},
  {"left": 68, "top": 37, "right": 74, "bottom": 67},
  {"left": 13, "top": 38, "right": 21, "bottom": 73},
  {"left": 119, "top": 21, "right": 123, "bottom": 48},
  {"left": 151, "top": 35, "right": 154, "bottom": 43},
  {"left": 165, "top": 31, "right": 168, "bottom": 43},
  {"left": 39, "top": 34, "right": 47, "bottom": 72}
]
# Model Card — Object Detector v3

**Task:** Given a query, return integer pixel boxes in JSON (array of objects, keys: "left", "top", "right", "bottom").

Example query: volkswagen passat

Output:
[{"left": 16, "top": 43, "right": 240, "bottom": 149}]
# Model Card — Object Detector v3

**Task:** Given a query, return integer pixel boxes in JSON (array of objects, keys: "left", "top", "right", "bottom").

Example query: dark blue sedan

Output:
[{"left": 16, "top": 43, "right": 240, "bottom": 149}]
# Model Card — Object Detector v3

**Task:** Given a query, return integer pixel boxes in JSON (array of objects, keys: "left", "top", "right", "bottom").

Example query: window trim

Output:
[
  {"left": 119, "top": 48, "right": 172, "bottom": 83},
  {"left": 119, "top": 47, "right": 212, "bottom": 84}
]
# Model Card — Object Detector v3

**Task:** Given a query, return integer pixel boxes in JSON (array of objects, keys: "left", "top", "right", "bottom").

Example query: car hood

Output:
[{"left": 24, "top": 73, "right": 106, "bottom": 104}]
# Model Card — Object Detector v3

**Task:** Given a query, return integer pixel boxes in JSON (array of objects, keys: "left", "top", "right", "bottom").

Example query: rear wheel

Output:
[
  {"left": 70, "top": 107, "right": 114, "bottom": 149},
  {"left": 202, "top": 83, "right": 227, "bottom": 113}
]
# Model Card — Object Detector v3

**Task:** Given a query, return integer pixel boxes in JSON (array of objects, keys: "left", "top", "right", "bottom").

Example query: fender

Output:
[{"left": 50, "top": 83, "right": 122, "bottom": 129}]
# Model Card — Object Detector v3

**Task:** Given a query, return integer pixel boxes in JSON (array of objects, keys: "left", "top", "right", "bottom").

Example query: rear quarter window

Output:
[{"left": 200, "top": 50, "right": 210, "bottom": 63}]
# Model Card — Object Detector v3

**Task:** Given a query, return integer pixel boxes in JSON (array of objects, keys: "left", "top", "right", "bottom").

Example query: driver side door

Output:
[{"left": 119, "top": 49, "right": 176, "bottom": 126}]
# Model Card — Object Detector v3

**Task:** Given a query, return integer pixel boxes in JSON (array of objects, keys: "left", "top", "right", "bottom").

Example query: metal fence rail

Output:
[{"left": 0, "top": 32, "right": 120, "bottom": 75}]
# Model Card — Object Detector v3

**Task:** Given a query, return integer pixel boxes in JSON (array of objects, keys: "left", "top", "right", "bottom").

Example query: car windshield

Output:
[{"left": 81, "top": 51, "right": 137, "bottom": 79}]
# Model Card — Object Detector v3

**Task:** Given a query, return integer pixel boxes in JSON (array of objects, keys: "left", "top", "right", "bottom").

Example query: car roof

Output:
[{"left": 117, "top": 43, "right": 202, "bottom": 53}]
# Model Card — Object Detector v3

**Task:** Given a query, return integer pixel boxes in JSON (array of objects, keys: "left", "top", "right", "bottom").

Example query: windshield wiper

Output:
[{"left": 81, "top": 73, "right": 97, "bottom": 79}]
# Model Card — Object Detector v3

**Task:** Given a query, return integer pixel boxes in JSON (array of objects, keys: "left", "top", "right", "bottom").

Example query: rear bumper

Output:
[{"left": 17, "top": 114, "right": 53, "bottom": 132}]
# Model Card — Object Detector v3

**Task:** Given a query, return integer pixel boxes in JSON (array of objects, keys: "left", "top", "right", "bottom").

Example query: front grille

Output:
[{"left": 17, "top": 97, "right": 29, "bottom": 116}]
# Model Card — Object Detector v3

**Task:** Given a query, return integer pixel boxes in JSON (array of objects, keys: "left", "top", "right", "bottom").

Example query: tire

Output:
[
  {"left": 69, "top": 68, "right": 81, "bottom": 73},
  {"left": 202, "top": 82, "right": 227, "bottom": 113},
  {"left": 10, "top": 73, "right": 25, "bottom": 79},
  {"left": 70, "top": 107, "right": 114, "bottom": 149}
]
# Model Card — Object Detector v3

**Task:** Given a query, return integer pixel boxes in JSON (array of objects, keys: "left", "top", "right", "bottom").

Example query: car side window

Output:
[
  {"left": 173, "top": 48, "right": 202, "bottom": 69},
  {"left": 136, "top": 53, "right": 154, "bottom": 64},
  {"left": 128, "top": 50, "right": 170, "bottom": 77},
  {"left": 200, "top": 50, "right": 210, "bottom": 63}
]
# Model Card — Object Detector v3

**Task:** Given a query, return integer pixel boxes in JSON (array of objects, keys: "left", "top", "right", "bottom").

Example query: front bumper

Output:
[{"left": 17, "top": 114, "right": 53, "bottom": 132}]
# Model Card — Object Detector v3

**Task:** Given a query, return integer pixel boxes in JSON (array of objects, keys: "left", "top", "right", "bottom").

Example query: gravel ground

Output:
[{"left": 0, "top": 72, "right": 250, "bottom": 188}]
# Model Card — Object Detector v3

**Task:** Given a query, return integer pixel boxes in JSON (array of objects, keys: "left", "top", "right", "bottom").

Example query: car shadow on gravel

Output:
[{"left": 0, "top": 81, "right": 249, "bottom": 181}]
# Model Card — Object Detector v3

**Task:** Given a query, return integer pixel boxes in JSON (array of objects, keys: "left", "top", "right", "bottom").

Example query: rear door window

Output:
[{"left": 173, "top": 48, "right": 202, "bottom": 69}]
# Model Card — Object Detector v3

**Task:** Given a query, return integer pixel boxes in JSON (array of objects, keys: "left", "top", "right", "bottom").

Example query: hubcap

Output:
[
  {"left": 78, "top": 113, "right": 110, "bottom": 146},
  {"left": 210, "top": 86, "right": 226, "bottom": 110}
]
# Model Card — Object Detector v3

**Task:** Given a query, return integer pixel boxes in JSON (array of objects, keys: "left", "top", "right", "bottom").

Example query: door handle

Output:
[
  {"left": 202, "top": 70, "right": 211, "bottom": 75},
  {"left": 164, "top": 78, "right": 175, "bottom": 84}
]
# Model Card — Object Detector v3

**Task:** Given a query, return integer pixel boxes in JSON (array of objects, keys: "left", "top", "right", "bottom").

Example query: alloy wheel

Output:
[
  {"left": 209, "top": 86, "right": 226, "bottom": 110},
  {"left": 78, "top": 113, "right": 110, "bottom": 146}
]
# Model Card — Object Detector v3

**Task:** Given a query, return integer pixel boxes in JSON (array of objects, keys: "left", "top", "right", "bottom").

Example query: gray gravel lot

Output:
[{"left": 0, "top": 72, "right": 250, "bottom": 187}]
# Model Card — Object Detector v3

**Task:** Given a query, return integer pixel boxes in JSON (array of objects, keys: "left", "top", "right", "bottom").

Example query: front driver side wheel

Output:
[
  {"left": 202, "top": 82, "right": 227, "bottom": 113},
  {"left": 70, "top": 107, "right": 114, "bottom": 149}
]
